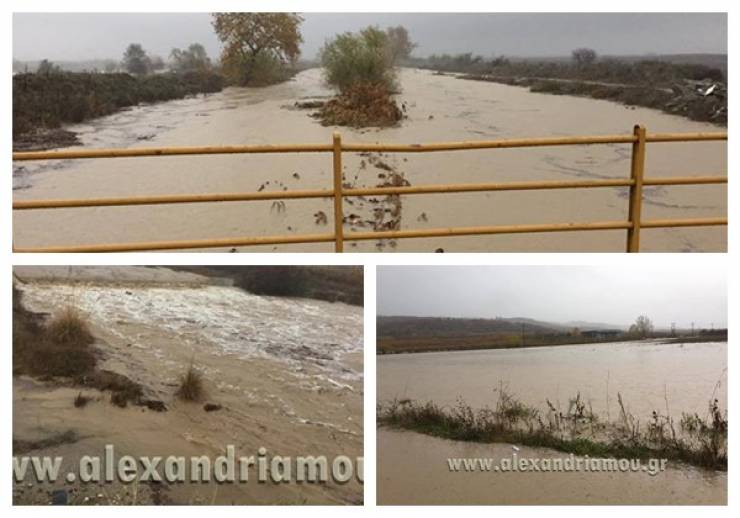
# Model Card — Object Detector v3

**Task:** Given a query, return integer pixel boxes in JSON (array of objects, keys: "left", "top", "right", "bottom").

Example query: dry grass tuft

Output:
[
  {"left": 176, "top": 363, "right": 204, "bottom": 401},
  {"left": 14, "top": 296, "right": 97, "bottom": 378},
  {"left": 45, "top": 306, "right": 94, "bottom": 348},
  {"left": 74, "top": 392, "right": 90, "bottom": 408}
]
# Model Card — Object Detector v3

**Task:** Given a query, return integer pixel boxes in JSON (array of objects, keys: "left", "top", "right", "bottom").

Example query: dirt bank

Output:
[
  {"left": 458, "top": 74, "right": 727, "bottom": 125},
  {"left": 13, "top": 71, "right": 224, "bottom": 148}
]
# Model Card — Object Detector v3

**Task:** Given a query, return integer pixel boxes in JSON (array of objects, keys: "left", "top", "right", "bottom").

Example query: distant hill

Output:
[
  {"left": 166, "top": 266, "right": 363, "bottom": 306},
  {"left": 377, "top": 315, "right": 559, "bottom": 338},
  {"left": 377, "top": 315, "right": 622, "bottom": 338},
  {"left": 376, "top": 315, "right": 627, "bottom": 354},
  {"left": 564, "top": 320, "right": 628, "bottom": 331},
  {"left": 510, "top": 53, "right": 727, "bottom": 73}
]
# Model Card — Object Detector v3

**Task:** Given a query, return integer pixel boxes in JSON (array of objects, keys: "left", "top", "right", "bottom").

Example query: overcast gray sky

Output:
[
  {"left": 377, "top": 266, "right": 727, "bottom": 329},
  {"left": 13, "top": 13, "right": 727, "bottom": 62}
]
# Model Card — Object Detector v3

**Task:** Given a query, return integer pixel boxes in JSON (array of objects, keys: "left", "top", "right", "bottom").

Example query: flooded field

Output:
[
  {"left": 13, "top": 267, "right": 363, "bottom": 504},
  {"left": 378, "top": 429, "right": 727, "bottom": 505},
  {"left": 377, "top": 340, "right": 727, "bottom": 504},
  {"left": 378, "top": 340, "right": 727, "bottom": 420},
  {"left": 13, "top": 68, "right": 727, "bottom": 252}
]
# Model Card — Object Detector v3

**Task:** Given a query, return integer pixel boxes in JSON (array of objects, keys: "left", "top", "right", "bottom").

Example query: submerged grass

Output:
[
  {"left": 176, "top": 363, "right": 205, "bottom": 402},
  {"left": 378, "top": 385, "right": 727, "bottom": 471}
]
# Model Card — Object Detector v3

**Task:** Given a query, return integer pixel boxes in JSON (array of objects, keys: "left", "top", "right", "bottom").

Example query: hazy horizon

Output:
[
  {"left": 377, "top": 266, "right": 727, "bottom": 329},
  {"left": 13, "top": 13, "right": 727, "bottom": 62}
]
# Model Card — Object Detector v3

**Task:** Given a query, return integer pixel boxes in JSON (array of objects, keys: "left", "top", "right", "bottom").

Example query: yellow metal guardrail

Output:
[{"left": 12, "top": 125, "right": 727, "bottom": 253}]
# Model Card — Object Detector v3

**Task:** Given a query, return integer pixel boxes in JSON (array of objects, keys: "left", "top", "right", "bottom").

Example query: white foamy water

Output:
[{"left": 19, "top": 283, "right": 364, "bottom": 380}]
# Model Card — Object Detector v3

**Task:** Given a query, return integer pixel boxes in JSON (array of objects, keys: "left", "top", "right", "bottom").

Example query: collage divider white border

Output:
[{"left": 4, "top": 1, "right": 736, "bottom": 515}]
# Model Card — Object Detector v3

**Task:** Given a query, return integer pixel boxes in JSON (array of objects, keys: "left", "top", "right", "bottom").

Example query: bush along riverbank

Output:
[
  {"left": 410, "top": 54, "right": 727, "bottom": 124},
  {"left": 378, "top": 384, "right": 727, "bottom": 471},
  {"left": 459, "top": 74, "right": 727, "bottom": 125},
  {"left": 308, "top": 26, "right": 406, "bottom": 128},
  {"left": 13, "top": 71, "right": 224, "bottom": 150}
]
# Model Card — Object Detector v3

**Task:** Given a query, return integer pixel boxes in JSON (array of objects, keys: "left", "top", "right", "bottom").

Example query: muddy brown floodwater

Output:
[
  {"left": 377, "top": 429, "right": 726, "bottom": 505},
  {"left": 377, "top": 341, "right": 727, "bottom": 504},
  {"left": 14, "top": 267, "right": 363, "bottom": 504},
  {"left": 13, "top": 68, "right": 727, "bottom": 252}
]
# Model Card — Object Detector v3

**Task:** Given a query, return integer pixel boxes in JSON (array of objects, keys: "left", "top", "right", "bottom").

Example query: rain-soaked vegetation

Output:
[{"left": 378, "top": 383, "right": 727, "bottom": 470}]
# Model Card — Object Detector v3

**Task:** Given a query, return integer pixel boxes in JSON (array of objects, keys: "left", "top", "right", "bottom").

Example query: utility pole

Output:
[
  {"left": 671, "top": 322, "right": 676, "bottom": 337},
  {"left": 691, "top": 322, "right": 695, "bottom": 336}
]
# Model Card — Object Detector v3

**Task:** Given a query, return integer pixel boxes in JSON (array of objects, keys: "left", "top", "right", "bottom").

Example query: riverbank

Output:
[
  {"left": 378, "top": 334, "right": 726, "bottom": 354},
  {"left": 13, "top": 71, "right": 224, "bottom": 150},
  {"left": 13, "top": 269, "right": 364, "bottom": 505},
  {"left": 169, "top": 266, "right": 364, "bottom": 306},
  {"left": 377, "top": 388, "right": 727, "bottom": 471},
  {"left": 457, "top": 74, "right": 726, "bottom": 125}
]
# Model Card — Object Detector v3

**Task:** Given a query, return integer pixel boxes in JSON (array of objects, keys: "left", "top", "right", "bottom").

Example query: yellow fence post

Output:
[
  {"left": 626, "top": 124, "right": 647, "bottom": 252},
  {"left": 332, "top": 132, "right": 344, "bottom": 252}
]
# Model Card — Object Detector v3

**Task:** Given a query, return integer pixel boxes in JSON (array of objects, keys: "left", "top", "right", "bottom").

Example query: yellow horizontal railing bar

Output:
[
  {"left": 642, "top": 176, "right": 727, "bottom": 186},
  {"left": 646, "top": 132, "right": 728, "bottom": 143},
  {"left": 12, "top": 221, "right": 631, "bottom": 253},
  {"left": 12, "top": 132, "right": 727, "bottom": 162},
  {"left": 342, "top": 221, "right": 633, "bottom": 241},
  {"left": 13, "top": 188, "right": 334, "bottom": 210},
  {"left": 341, "top": 134, "right": 637, "bottom": 153},
  {"left": 12, "top": 143, "right": 334, "bottom": 161},
  {"left": 641, "top": 217, "right": 728, "bottom": 228},
  {"left": 344, "top": 178, "right": 634, "bottom": 197},
  {"left": 12, "top": 232, "right": 337, "bottom": 253},
  {"left": 11, "top": 134, "right": 635, "bottom": 161},
  {"left": 343, "top": 217, "right": 726, "bottom": 242},
  {"left": 12, "top": 217, "right": 727, "bottom": 253},
  {"left": 12, "top": 176, "right": 728, "bottom": 211}
]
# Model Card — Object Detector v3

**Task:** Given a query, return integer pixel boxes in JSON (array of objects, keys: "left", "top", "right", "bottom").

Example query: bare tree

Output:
[
  {"left": 36, "top": 59, "right": 60, "bottom": 75},
  {"left": 386, "top": 26, "right": 416, "bottom": 64},
  {"left": 170, "top": 43, "right": 212, "bottom": 73},
  {"left": 629, "top": 315, "right": 654, "bottom": 338},
  {"left": 571, "top": 47, "right": 597, "bottom": 67}
]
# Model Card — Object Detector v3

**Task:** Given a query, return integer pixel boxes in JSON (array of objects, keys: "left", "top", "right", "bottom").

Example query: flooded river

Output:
[
  {"left": 378, "top": 340, "right": 727, "bottom": 421},
  {"left": 377, "top": 341, "right": 727, "bottom": 504},
  {"left": 14, "top": 268, "right": 363, "bottom": 504},
  {"left": 13, "top": 68, "right": 727, "bottom": 252}
]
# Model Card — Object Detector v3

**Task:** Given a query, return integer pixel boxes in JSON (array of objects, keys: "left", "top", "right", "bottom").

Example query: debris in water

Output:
[{"left": 314, "top": 211, "right": 328, "bottom": 225}]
